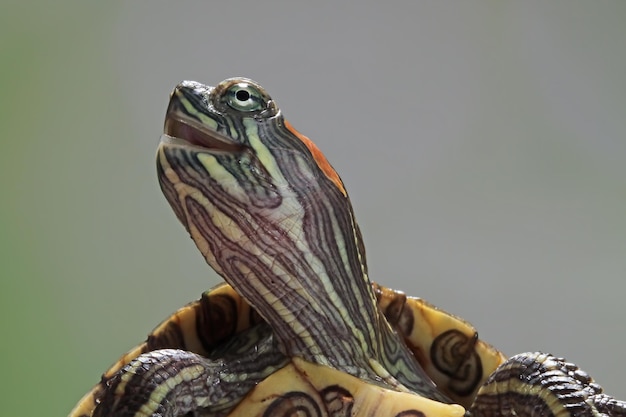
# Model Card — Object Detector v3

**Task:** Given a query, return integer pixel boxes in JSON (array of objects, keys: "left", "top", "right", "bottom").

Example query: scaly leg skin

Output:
[
  {"left": 92, "top": 324, "right": 288, "bottom": 417},
  {"left": 470, "top": 352, "right": 626, "bottom": 417}
]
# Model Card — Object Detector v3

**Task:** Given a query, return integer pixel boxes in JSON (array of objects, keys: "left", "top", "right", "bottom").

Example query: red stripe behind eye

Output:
[{"left": 284, "top": 120, "right": 347, "bottom": 197}]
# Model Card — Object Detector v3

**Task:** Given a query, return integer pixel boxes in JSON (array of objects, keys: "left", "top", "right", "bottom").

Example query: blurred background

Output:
[{"left": 2, "top": 2, "right": 625, "bottom": 415}]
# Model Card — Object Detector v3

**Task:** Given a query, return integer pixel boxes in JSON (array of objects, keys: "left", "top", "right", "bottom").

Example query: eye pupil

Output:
[
  {"left": 236, "top": 90, "right": 250, "bottom": 101},
  {"left": 222, "top": 82, "right": 266, "bottom": 112}
]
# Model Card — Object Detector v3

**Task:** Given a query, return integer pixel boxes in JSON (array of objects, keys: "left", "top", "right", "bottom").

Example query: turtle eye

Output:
[{"left": 223, "top": 82, "right": 266, "bottom": 112}]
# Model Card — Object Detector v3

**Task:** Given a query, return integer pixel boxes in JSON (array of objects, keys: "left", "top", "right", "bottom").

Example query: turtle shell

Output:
[{"left": 69, "top": 282, "right": 505, "bottom": 417}]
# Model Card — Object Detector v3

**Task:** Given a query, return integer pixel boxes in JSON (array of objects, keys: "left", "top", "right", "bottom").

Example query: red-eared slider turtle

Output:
[{"left": 69, "top": 78, "right": 625, "bottom": 417}]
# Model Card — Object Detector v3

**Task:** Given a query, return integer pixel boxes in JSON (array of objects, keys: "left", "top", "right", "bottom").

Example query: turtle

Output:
[{"left": 69, "top": 78, "right": 626, "bottom": 417}]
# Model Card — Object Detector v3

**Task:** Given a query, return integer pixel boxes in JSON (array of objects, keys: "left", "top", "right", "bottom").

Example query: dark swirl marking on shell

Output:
[
  {"left": 320, "top": 385, "right": 354, "bottom": 417},
  {"left": 146, "top": 319, "right": 186, "bottom": 352},
  {"left": 395, "top": 410, "right": 426, "bottom": 417},
  {"left": 262, "top": 391, "right": 322, "bottom": 417},
  {"left": 195, "top": 292, "right": 239, "bottom": 352},
  {"left": 430, "top": 330, "right": 482, "bottom": 396}
]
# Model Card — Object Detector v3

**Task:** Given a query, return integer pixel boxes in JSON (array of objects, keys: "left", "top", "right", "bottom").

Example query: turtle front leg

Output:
[
  {"left": 470, "top": 352, "right": 626, "bottom": 417},
  {"left": 93, "top": 324, "right": 288, "bottom": 417}
]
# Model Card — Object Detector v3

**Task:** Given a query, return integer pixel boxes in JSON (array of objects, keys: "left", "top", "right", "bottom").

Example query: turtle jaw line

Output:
[{"left": 164, "top": 116, "right": 244, "bottom": 154}]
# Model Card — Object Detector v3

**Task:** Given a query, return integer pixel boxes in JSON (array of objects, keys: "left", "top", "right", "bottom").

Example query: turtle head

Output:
[{"left": 159, "top": 78, "right": 347, "bottom": 231}]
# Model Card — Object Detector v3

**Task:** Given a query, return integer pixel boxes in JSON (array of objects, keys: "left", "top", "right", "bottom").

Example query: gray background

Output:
[{"left": 2, "top": 2, "right": 625, "bottom": 416}]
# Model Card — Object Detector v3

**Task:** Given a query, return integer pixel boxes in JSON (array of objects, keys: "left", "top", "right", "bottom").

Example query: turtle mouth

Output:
[{"left": 163, "top": 116, "right": 244, "bottom": 153}]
